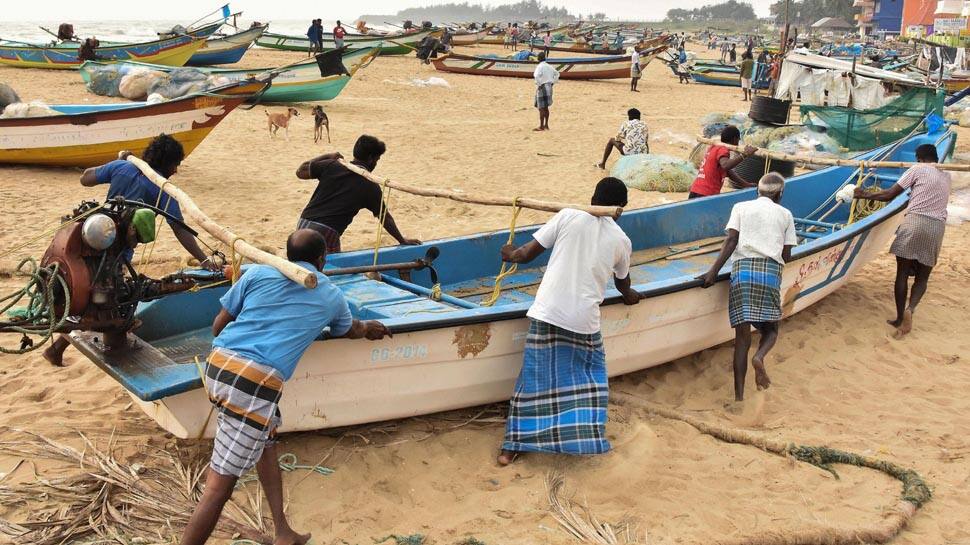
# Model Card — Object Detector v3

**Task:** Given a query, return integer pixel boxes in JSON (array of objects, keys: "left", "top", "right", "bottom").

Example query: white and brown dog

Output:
[
  {"left": 312, "top": 105, "right": 330, "bottom": 143},
  {"left": 265, "top": 107, "right": 299, "bottom": 139}
]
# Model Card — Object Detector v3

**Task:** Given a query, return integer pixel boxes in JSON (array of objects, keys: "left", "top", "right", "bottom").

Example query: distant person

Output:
[
  {"left": 688, "top": 126, "right": 757, "bottom": 199},
  {"left": 295, "top": 135, "right": 421, "bottom": 253},
  {"left": 533, "top": 52, "right": 558, "bottom": 131},
  {"left": 729, "top": 43, "right": 737, "bottom": 63},
  {"left": 720, "top": 40, "right": 730, "bottom": 63},
  {"left": 677, "top": 45, "right": 691, "bottom": 84},
  {"left": 698, "top": 173, "right": 796, "bottom": 402},
  {"left": 630, "top": 46, "right": 642, "bottom": 91},
  {"left": 529, "top": 28, "right": 537, "bottom": 52},
  {"left": 306, "top": 19, "right": 323, "bottom": 56},
  {"left": 598, "top": 108, "right": 649, "bottom": 169},
  {"left": 543, "top": 30, "right": 552, "bottom": 56},
  {"left": 333, "top": 20, "right": 346, "bottom": 49},
  {"left": 510, "top": 23, "right": 520, "bottom": 51},
  {"left": 768, "top": 55, "right": 782, "bottom": 95},
  {"left": 739, "top": 51, "right": 754, "bottom": 101},
  {"left": 849, "top": 144, "right": 951, "bottom": 338},
  {"left": 496, "top": 177, "right": 639, "bottom": 466},
  {"left": 504, "top": 23, "right": 512, "bottom": 49}
]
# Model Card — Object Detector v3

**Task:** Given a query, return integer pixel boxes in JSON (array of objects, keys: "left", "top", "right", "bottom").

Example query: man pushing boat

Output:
[
  {"left": 180, "top": 229, "right": 392, "bottom": 545},
  {"left": 496, "top": 177, "right": 640, "bottom": 465}
]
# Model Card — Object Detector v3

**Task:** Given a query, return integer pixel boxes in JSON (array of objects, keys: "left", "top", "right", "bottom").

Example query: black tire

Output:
[
  {"left": 733, "top": 154, "right": 795, "bottom": 185},
  {"left": 748, "top": 95, "right": 791, "bottom": 125}
]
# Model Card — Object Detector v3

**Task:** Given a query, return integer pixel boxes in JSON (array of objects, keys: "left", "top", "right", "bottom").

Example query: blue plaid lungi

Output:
[
  {"left": 534, "top": 83, "right": 553, "bottom": 109},
  {"left": 502, "top": 319, "right": 610, "bottom": 455},
  {"left": 729, "top": 257, "right": 783, "bottom": 327}
]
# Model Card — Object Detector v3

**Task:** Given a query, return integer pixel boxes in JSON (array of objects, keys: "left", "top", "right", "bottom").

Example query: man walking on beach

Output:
[
  {"left": 739, "top": 51, "right": 754, "bottom": 101},
  {"left": 496, "top": 177, "right": 639, "bottom": 465},
  {"left": 179, "top": 229, "right": 392, "bottom": 545},
  {"left": 688, "top": 126, "right": 757, "bottom": 199},
  {"left": 720, "top": 40, "right": 730, "bottom": 63},
  {"left": 306, "top": 19, "right": 323, "bottom": 56},
  {"left": 533, "top": 52, "right": 558, "bottom": 132},
  {"left": 333, "top": 20, "right": 346, "bottom": 49},
  {"left": 597, "top": 108, "right": 649, "bottom": 169},
  {"left": 699, "top": 173, "right": 796, "bottom": 401},
  {"left": 848, "top": 144, "right": 951, "bottom": 337},
  {"left": 630, "top": 47, "right": 642, "bottom": 91},
  {"left": 295, "top": 135, "right": 421, "bottom": 253}
]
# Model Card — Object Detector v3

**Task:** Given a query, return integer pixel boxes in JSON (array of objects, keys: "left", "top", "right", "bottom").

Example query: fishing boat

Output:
[
  {"left": 64, "top": 129, "right": 956, "bottom": 439},
  {"left": 450, "top": 26, "right": 493, "bottom": 46},
  {"left": 0, "top": 80, "right": 265, "bottom": 167},
  {"left": 256, "top": 28, "right": 439, "bottom": 56},
  {"left": 79, "top": 47, "right": 378, "bottom": 103},
  {"left": 687, "top": 64, "right": 771, "bottom": 89},
  {"left": 186, "top": 23, "right": 268, "bottom": 66},
  {"left": 432, "top": 48, "right": 662, "bottom": 80},
  {"left": 0, "top": 34, "right": 206, "bottom": 70}
]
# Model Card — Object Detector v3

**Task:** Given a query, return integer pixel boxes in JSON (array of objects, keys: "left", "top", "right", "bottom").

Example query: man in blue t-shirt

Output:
[{"left": 180, "top": 229, "right": 390, "bottom": 545}]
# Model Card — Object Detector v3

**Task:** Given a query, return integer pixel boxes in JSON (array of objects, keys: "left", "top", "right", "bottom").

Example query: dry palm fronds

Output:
[
  {"left": 0, "top": 429, "right": 271, "bottom": 545},
  {"left": 546, "top": 472, "right": 641, "bottom": 545}
]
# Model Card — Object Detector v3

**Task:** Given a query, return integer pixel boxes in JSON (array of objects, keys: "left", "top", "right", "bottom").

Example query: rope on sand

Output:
[{"left": 612, "top": 391, "right": 931, "bottom": 545}]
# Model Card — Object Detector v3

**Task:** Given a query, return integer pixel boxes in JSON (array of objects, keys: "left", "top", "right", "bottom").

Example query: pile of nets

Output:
[
  {"left": 86, "top": 65, "right": 233, "bottom": 101},
  {"left": 743, "top": 124, "right": 843, "bottom": 157},
  {"left": 611, "top": 153, "right": 697, "bottom": 193},
  {"left": 701, "top": 112, "right": 749, "bottom": 138},
  {"left": 0, "top": 101, "right": 62, "bottom": 118},
  {"left": 945, "top": 101, "right": 970, "bottom": 128}
]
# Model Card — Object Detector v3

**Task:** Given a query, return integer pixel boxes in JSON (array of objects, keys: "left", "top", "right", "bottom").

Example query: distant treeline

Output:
[
  {"left": 665, "top": 1, "right": 757, "bottom": 23},
  {"left": 359, "top": 1, "right": 606, "bottom": 23},
  {"left": 768, "top": 0, "right": 857, "bottom": 26}
]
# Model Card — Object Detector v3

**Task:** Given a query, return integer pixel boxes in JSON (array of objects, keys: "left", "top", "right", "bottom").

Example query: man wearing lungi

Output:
[
  {"left": 533, "top": 52, "right": 559, "bottom": 132},
  {"left": 496, "top": 177, "right": 641, "bottom": 465},
  {"left": 699, "top": 173, "right": 796, "bottom": 402},
  {"left": 180, "top": 229, "right": 391, "bottom": 545},
  {"left": 849, "top": 144, "right": 951, "bottom": 338}
]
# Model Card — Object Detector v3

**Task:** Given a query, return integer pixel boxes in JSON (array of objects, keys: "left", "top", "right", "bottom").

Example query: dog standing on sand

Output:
[
  {"left": 265, "top": 107, "right": 299, "bottom": 139},
  {"left": 311, "top": 105, "right": 330, "bottom": 143}
]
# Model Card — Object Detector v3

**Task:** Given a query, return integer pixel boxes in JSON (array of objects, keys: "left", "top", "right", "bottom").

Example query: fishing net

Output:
[
  {"left": 118, "top": 68, "right": 166, "bottom": 100},
  {"left": 742, "top": 124, "right": 843, "bottom": 158},
  {"left": 611, "top": 154, "right": 697, "bottom": 193},
  {"left": 800, "top": 88, "right": 945, "bottom": 152},
  {"left": 700, "top": 112, "right": 750, "bottom": 138}
]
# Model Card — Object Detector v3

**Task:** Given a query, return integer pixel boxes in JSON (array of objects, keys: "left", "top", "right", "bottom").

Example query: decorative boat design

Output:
[
  {"left": 0, "top": 80, "right": 266, "bottom": 167},
  {"left": 186, "top": 23, "right": 268, "bottom": 66},
  {"left": 0, "top": 34, "right": 206, "bottom": 70},
  {"left": 65, "top": 129, "right": 956, "bottom": 438},
  {"left": 432, "top": 48, "right": 661, "bottom": 80},
  {"left": 256, "top": 29, "right": 439, "bottom": 56},
  {"left": 79, "top": 47, "right": 378, "bottom": 103}
]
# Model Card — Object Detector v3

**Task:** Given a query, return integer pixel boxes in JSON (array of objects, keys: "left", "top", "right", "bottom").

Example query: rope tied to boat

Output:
[
  {"left": 228, "top": 236, "right": 245, "bottom": 283},
  {"left": 480, "top": 198, "right": 523, "bottom": 307},
  {"left": 0, "top": 259, "right": 71, "bottom": 355},
  {"left": 373, "top": 178, "right": 392, "bottom": 269}
]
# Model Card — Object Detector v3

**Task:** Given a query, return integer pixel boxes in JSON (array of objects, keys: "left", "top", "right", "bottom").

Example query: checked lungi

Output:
[
  {"left": 205, "top": 348, "right": 284, "bottom": 477},
  {"left": 502, "top": 319, "right": 610, "bottom": 455},
  {"left": 296, "top": 217, "right": 342, "bottom": 254},
  {"left": 534, "top": 83, "right": 554, "bottom": 109},
  {"left": 729, "top": 257, "right": 783, "bottom": 328},
  {"left": 890, "top": 213, "right": 946, "bottom": 267}
]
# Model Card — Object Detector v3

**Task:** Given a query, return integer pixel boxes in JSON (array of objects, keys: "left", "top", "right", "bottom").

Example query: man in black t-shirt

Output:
[{"left": 295, "top": 135, "right": 420, "bottom": 253}]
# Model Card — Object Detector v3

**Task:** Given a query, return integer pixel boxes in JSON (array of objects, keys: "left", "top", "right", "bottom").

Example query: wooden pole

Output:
[
  {"left": 337, "top": 159, "right": 624, "bottom": 218},
  {"left": 127, "top": 156, "right": 317, "bottom": 289},
  {"left": 695, "top": 136, "right": 969, "bottom": 172}
]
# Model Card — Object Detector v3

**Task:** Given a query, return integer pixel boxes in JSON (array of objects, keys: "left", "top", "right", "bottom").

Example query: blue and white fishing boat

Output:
[
  {"left": 67, "top": 129, "right": 957, "bottom": 438},
  {"left": 186, "top": 23, "right": 268, "bottom": 66}
]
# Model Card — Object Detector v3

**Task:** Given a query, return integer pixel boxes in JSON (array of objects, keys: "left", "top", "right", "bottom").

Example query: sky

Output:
[{"left": 0, "top": 0, "right": 776, "bottom": 22}]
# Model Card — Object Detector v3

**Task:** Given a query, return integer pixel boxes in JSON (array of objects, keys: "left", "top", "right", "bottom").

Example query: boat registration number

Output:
[{"left": 371, "top": 345, "right": 429, "bottom": 363}]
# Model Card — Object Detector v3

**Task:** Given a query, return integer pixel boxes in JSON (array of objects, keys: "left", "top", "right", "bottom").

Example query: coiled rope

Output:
[
  {"left": 480, "top": 199, "right": 522, "bottom": 307},
  {"left": 0, "top": 259, "right": 71, "bottom": 354}
]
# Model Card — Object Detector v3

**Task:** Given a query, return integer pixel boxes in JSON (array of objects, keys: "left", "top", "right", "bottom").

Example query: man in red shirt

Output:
[
  {"left": 688, "top": 125, "right": 757, "bottom": 199},
  {"left": 333, "top": 20, "right": 346, "bottom": 49}
]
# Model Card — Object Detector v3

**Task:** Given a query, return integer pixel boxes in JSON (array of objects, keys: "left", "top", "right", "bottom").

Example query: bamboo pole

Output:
[
  {"left": 127, "top": 156, "right": 317, "bottom": 289},
  {"left": 696, "top": 136, "right": 970, "bottom": 172},
  {"left": 337, "top": 159, "right": 623, "bottom": 218}
]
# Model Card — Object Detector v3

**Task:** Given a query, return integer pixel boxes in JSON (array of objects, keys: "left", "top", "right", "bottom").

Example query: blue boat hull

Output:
[{"left": 186, "top": 42, "right": 250, "bottom": 65}]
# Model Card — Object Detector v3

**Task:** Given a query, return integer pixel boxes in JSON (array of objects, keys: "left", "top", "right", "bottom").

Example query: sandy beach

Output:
[{"left": 1, "top": 42, "right": 970, "bottom": 544}]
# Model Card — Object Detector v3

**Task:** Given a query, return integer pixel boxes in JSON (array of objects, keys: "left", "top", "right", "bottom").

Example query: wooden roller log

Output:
[
  {"left": 337, "top": 159, "right": 624, "bottom": 219},
  {"left": 127, "top": 156, "right": 317, "bottom": 289}
]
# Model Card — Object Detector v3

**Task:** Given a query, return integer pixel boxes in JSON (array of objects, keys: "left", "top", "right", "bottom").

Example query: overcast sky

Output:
[{"left": 0, "top": 1, "right": 775, "bottom": 22}]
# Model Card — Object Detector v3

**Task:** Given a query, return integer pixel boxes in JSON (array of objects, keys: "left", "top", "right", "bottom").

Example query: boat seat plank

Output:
[{"left": 333, "top": 274, "right": 461, "bottom": 319}]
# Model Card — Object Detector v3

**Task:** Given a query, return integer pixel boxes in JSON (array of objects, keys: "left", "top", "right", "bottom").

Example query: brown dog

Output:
[
  {"left": 265, "top": 107, "right": 299, "bottom": 139},
  {"left": 311, "top": 105, "right": 330, "bottom": 143}
]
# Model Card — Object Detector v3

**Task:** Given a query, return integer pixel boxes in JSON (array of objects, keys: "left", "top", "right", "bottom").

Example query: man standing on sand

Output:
[
  {"left": 543, "top": 30, "right": 552, "bottom": 56},
  {"left": 699, "top": 173, "right": 796, "bottom": 401},
  {"left": 630, "top": 47, "right": 642, "bottom": 91},
  {"left": 497, "top": 178, "right": 640, "bottom": 465},
  {"left": 848, "top": 144, "right": 951, "bottom": 337},
  {"left": 739, "top": 51, "right": 754, "bottom": 101},
  {"left": 533, "top": 52, "right": 558, "bottom": 132},
  {"left": 179, "top": 229, "right": 392, "bottom": 545},
  {"left": 720, "top": 40, "right": 730, "bottom": 63},
  {"left": 333, "top": 20, "right": 346, "bottom": 49},
  {"left": 688, "top": 126, "right": 758, "bottom": 199},
  {"left": 295, "top": 135, "right": 420, "bottom": 253},
  {"left": 306, "top": 19, "right": 323, "bottom": 56},
  {"left": 597, "top": 108, "right": 648, "bottom": 169}
]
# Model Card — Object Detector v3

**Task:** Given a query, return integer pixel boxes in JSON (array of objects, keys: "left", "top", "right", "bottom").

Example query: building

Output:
[
  {"left": 902, "top": 0, "right": 937, "bottom": 36},
  {"left": 933, "top": 0, "right": 970, "bottom": 35},
  {"left": 855, "top": 0, "right": 876, "bottom": 36},
  {"left": 872, "top": 0, "right": 905, "bottom": 35}
]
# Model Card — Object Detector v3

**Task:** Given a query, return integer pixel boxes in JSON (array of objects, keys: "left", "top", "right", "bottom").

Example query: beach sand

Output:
[{"left": 1, "top": 43, "right": 969, "bottom": 544}]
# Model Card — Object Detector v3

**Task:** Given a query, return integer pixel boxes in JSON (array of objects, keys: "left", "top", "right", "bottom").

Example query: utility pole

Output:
[{"left": 781, "top": 0, "right": 791, "bottom": 54}]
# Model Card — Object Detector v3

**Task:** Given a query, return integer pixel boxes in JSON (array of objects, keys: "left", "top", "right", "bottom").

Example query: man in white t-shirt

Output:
[
  {"left": 497, "top": 177, "right": 640, "bottom": 465},
  {"left": 699, "top": 173, "right": 796, "bottom": 402},
  {"left": 533, "top": 52, "right": 559, "bottom": 132},
  {"left": 630, "top": 48, "right": 642, "bottom": 92}
]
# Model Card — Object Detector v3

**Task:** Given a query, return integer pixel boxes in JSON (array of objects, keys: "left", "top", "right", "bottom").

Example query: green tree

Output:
[{"left": 665, "top": 1, "right": 757, "bottom": 23}]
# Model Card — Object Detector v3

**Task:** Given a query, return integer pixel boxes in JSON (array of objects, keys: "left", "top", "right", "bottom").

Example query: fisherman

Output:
[
  {"left": 179, "top": 229, "right": 392, "bottom": 545},
  {"left": 729, "top": 43, "right": 737, "bottom": 63},
  {"left": 306, "top": 19, "right": 323, "bottom": 56},
  {"left": 42, "top": 134, "right": 219, "bottom": 367},
  {"left": 496, "top": 177, "right": 640, "bottom": 465},
  {"left": 768, "top": 55, "right": 782, "bottom": 95},
  {"left": 77, "top": 37, "right": 100, "bottom": 61},
  {"left": 533, "top": 52, "right": 558, "bottom": 132},
  {"left": 543, "top": 30, "right": 552, "bottom": 56},
  {"left": 295, "top": 135, "right": 420, "bottom": 253},
  {"left": 739, "top": 51, "right": 755, "bottom": 101},
  {"left": 688, "top": 126, "right": 758, "bottom": 199},
  {"left": 510, "top": 23, "right": 520, "bottom": 51},
  {"left": 677, "top": 45, "right": 691, "bottom": 84},
  {"left": 699, "top": 173, "right": 796, "bottom": 401},
  {"left": 597, "top": 108, "right": 648, "bottom": 169},
  {"left": 630, "top": 46, "right": 642, "bottom": 91},
  {"left": 333, "top": 20, "right": 346, "bottom": 49},
  {"left": 849, "top": 144, "right": 951, "bottom": 337},
  {"left": 720, "top": 40, "right": 730, "bottom": 63}
]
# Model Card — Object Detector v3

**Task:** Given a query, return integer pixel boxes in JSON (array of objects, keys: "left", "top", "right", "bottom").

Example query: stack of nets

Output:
[
  {"left": 611, "top": 154, "right": 697, "bottom": 193},
  {"left": 743, "top": 124, "right": 843, "bottom": 158},
  {"left": 86, "top": 65, "right": 233, "bottom": 101}
]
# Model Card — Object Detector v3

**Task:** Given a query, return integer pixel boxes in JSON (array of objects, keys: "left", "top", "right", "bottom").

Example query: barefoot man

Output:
[
  {"left": 180, "top": 229, "right": 392, "bottom": 545},
  {"left": 497, "top": 177, "right": 640, "bottom": 465},
  {"left": 699, "top": 173, "right": 796, "bottom": 401},
  {"left": 849, "top": 143, "right": 951, "bottom": 337},
  {"left": 533, "top": 52, "right": 558, "bottom": 131},
  {"left": 597, "top": 108, "right": 649, "bottom": 170}
]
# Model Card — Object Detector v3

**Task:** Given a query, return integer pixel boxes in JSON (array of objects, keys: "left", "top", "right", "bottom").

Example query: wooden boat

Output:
[
  {"left": 688, "top": 64, "right": 770, "bottom": 89},
  {"left": 450, "top": 26, "right": 493, "bottom": 46},
  {"left": 0, "top": 80, "right": 265, "bottom": 167},
  {"left": 186, "top": 23, "right": 268, "bottom": 66},
  {"left": 78, "top": 47, "right": 378, "bottom": 103},
  {"left": 432, "top": 49, "right": 661, "bottom": 80},
  {"left": 256, "top": 29, "right": 439, "bottom": 56},
  {"left": 479, "top": 24, "right": 576, "bottom": 45},
  {"left": 64, "top": 129, "right": 957, "bottom": 438},
  {"left": 0, "top": 34, "right": 206, "bottom": 70}
]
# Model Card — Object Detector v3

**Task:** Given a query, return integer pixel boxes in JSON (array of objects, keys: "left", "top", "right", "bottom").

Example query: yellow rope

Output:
[
  {"left": 429, "top": 283, "right": 442, "bottom": 301},
  {"left": 228, "top": 237, "right": 244, "bottom": 284},
  {"left": 763, "top": 154, "right": 772, "bottom": 176},
  {"left": 480, "top": 199, "right": 523, "bottom": 308},
  {"left": 848, "top": 162, "right": 887, "bottom": 224},
  {"left": 0, "top": 205, "right": 104, "bottom": 261},
  {"left": 373, "top": 179, "right": 391, "bottom": 268}
]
